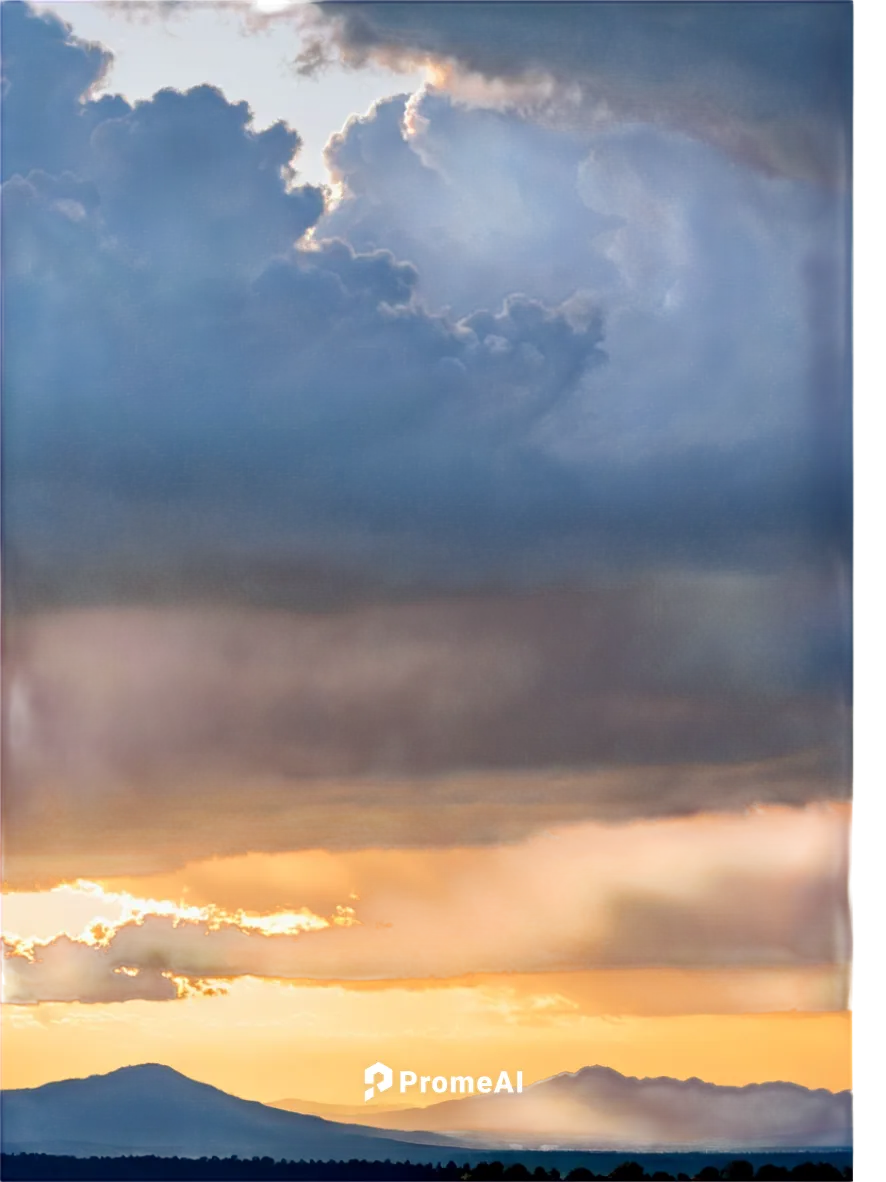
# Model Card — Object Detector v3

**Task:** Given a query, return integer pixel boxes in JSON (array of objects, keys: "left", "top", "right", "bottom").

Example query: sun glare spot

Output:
[
  {"left": 2, "top": 881, "right": 355, "bottom": 952},
  {"left": 220, "top": 908, "right": 331, "bottom": 936}
]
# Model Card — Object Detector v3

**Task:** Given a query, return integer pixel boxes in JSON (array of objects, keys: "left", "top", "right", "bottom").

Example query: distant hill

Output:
[
  {"left": 0, "top": 1065, "right": 459, "bottom": 1161},
  {"left": 291, "top": 1065, "right": 852, "bottom": 1151}
]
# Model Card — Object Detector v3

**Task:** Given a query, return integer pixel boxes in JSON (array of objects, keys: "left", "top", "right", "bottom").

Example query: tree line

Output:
[{"left": 0, "top": 1154, "right": 852, "bottom": 1180}]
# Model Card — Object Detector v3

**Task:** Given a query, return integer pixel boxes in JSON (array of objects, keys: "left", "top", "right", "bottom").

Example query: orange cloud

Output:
[
  {"left": 3, "top": 804, "right": 850, "bottom": 1003},
  {"left": 0, "top": 954, "right": 229, "bottom": 1004}
]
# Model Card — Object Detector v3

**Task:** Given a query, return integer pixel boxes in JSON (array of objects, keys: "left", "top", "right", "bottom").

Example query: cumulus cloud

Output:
[
  {"left": 322, "top": 91, "right": 618, "bottom": 315},
  {"left": 2, "top": 804, "right": 850, "bottom": 1002},
  {"left": 0, "top": 2, "right": 123, "bottom": 178},
  {"left": 1, "top": 1, "right": 326, "bottom": 263},
  {"left": 87, "top": 85, "right": 324, "bottom": 274},
  {"left": 5, "top": 146, "right": 605, "bottom": 607},
  {"left": 2, "top": 204, "right": 606, "bottom": 608},
  {"left": 321, "top": 92, "right": 850, "bottom": 549}
]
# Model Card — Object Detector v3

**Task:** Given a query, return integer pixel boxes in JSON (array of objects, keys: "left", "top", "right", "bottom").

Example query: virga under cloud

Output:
[{"left": 3, "top": 587, "right": 849, "bottom": 882}]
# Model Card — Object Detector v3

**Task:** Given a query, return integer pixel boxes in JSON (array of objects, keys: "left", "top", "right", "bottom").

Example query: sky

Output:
[
  {"left": 0, "top": 0, "right": 852, "bottom": 1116},
  {"left": 33, "top": 1, "right": 427, "bottom": 186}
]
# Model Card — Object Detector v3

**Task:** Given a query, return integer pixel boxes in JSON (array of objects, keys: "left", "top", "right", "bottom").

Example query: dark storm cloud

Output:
[
  {"left": 300, "top": 0, "right": 851, "bottom": 184},
  {"left": 2, "top": 3, "right": 850, "bottom": 614},
  {"left": 1, "top": 161, "right": 848, "bottom": 614},
  {"left": 3, "top": 161, "right": 607, "bottom": 608},
  {"left": 2, "top": 578, "right": 850, "bottom": 883}
]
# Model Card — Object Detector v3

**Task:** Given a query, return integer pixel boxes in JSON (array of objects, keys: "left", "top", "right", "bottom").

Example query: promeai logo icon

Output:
[{"left": 364, "top": 1061, "right": 393, "bottom": 1102}]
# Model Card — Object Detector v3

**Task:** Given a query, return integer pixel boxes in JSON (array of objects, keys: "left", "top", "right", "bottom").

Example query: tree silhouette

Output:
[
  {"left": 0, "top": 1153, "right": 852, "bottom": 1181},
  {"left": 609, "top": 1164, "right": 646, "bottom": 1180},
  {"left": 723, "top": 1163, "right": 754, "bottom": 1180}
]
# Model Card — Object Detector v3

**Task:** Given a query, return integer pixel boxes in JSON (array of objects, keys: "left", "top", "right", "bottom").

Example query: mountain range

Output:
[
  {"left": 290, "top": 1065, "right": 850, "bottom": 1151},
  {"left": 2, "top": 1063, "right": 852, "bottom": 1159}
]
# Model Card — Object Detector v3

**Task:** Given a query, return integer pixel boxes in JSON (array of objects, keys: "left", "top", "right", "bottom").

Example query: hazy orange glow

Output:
[
  {"left": 0, "top": 976, "right": 850, "bottom": 1103},
  {"left": 2, "top": 805, "right": 850, "bottom": 1104},
  {"left": 4, "top": 804, "right": 849, "bottom": 990},
  {"left": 0, "top": 600, "right": 855, "bottom": 1106}
]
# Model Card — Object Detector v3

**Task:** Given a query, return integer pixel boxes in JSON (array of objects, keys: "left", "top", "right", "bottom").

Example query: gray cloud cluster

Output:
[
  {"left": 1, "top": 7, "right": 325, "bottom": 265},
  {"left": 5, "top": 161, "right": 602, "bottom": 600},
  {"left": 2, "top": 3, "right": 850, "bottom": 613}
]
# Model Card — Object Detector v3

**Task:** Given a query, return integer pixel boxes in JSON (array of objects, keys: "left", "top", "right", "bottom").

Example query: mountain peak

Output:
[
  {"left": 101, "top": 1063, "right": 186, "bottom": 1078},
  {"left": 29, "top": 1062, "right": 212, "bottom": 1093},
  {"left": 2, "top": 1063, "right": 451, "bottom": 1162},
  {"left": 6, "top": 1061, "right": 256, "bottom": 1117}
]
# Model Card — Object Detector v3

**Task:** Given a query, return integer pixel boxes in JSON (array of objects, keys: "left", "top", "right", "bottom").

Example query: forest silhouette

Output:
[{"left": 0, "top": 1154, "right": 852, "bottom": 1180}]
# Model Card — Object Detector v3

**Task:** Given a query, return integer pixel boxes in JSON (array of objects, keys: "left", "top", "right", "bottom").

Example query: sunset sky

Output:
[{"left": 1, "top": 0, "right": 851, "bottom": 1113}]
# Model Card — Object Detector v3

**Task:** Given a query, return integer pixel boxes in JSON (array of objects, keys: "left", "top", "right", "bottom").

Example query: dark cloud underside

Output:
[{"left": 304, "top": 1, "right": 851, "bottom": 183}]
